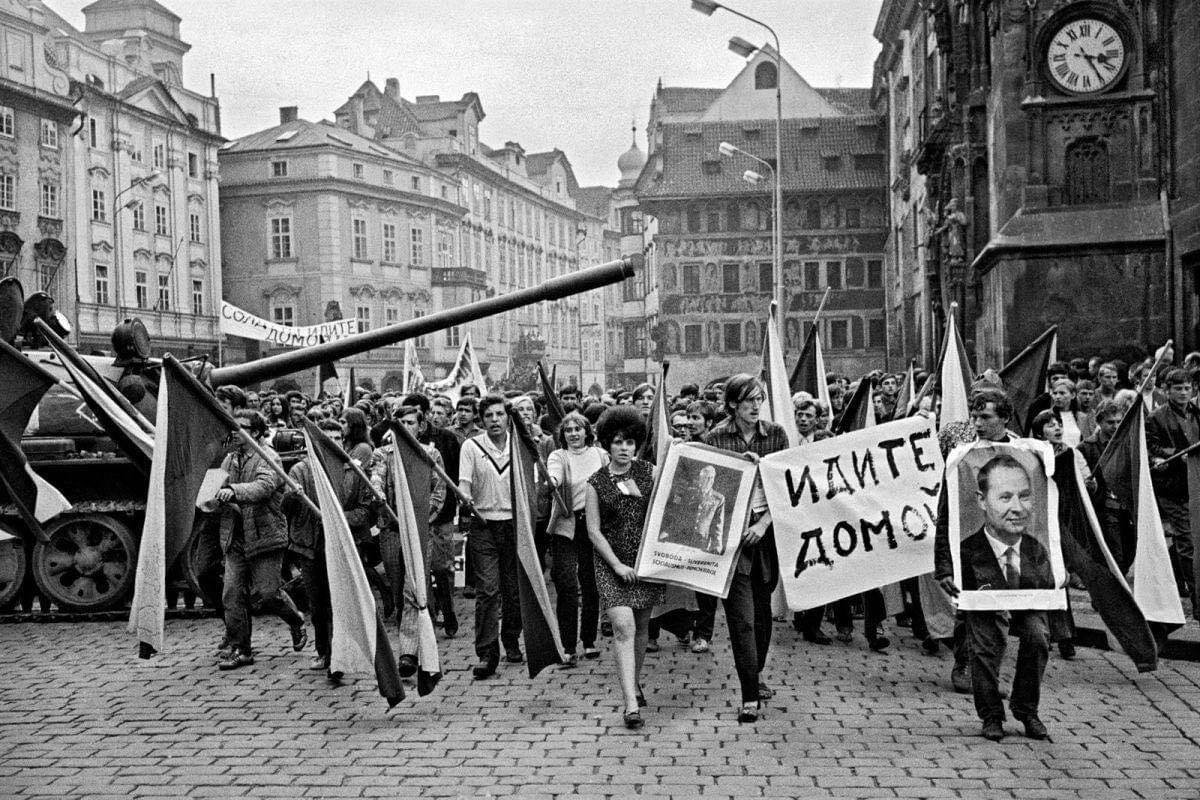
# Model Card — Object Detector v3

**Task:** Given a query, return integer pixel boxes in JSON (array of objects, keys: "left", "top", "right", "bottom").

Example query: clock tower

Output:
[{"left": 912, "top": 0, "right": 1175, "bottom": 366}]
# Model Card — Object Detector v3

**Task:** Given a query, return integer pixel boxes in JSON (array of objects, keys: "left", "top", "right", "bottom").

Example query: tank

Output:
[{"left": 0, "top": 255, "right": 639, "bottom": 613}]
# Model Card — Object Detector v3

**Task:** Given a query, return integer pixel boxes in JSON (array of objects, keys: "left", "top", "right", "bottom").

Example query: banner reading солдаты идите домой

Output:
[
  {"left": 219, "top": 301, "right": 357, "bottom": 347},
  {"left": 759, "top": 415, "right": 944, "bottom": 610}
]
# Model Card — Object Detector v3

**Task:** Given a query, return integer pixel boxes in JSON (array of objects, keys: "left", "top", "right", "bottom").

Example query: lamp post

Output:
[
  {"left": 718, "top": 140, "right": 779, "bottom": 313},
  {"left": 692, "top": 0, "right": 785, "bottom": 339},
  {"left": 111, "top": 170, "right": 163, "bottom": 326}
]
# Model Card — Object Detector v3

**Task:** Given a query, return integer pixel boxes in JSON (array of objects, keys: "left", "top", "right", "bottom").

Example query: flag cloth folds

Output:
[
  {"left": 999, "top": 326, "right": 1057, "bottom": 434},
  {"left": 425, "top": 333, "right": 487, "bottom": 404},
  {"left": 388, "top": 424, "right": 442, "bottom": 695},
  {"left": 304, "top": 427, "right": 405, "bottom": 707},
  {"left": 788, "top": 322, "right": 831, "bottom": 410},
  {"left": 938, "top": 304, "right": 974, "bottom": 429},
  {"left": 0, "top": 340, "right": 69, "bottom": 539},
  {"left": 128, "top": 356, "right": 233, "bottom": 657},
  {"left": 638, "top": 364, "right": 671, "bottom": 465},
  {"left": 509, "top": 413, "right": 567, "bottom": 677},
  {"left": 1095, "top": 401, "right": 1186, "bottom": 626},
  {"left": 316, "top": 337, "right": 340, "bottom": 398},
  {"left": 402, "top": 340, "right": 426, "bottom": 395},
  {"left": 894, "top": 359, "right": 916, "bottom": 417},
  {"left": 537, "top": 361, "right": 566, "bottom": 431},
  {"left": 834, "top": 374, "right": 875, "bottom": 434},
  {"left": 760, "top": 303, "right": 800, "bottom": 447},
  {"left": 343, "top": 366, "right": 356, "bottom": 411},
  {"left": 1054, "top": 449, "right": 1157, "bottom": 671}
]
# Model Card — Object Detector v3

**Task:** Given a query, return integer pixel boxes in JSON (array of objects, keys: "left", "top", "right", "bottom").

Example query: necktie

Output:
[{"left": 1004, "top": 546, "right": 1019, "bottom": 589}]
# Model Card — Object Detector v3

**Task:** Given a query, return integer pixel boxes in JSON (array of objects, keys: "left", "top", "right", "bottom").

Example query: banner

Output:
[
  {"left": 635, "top": 442, "right": 757, "bottom": 598},
  {"left": 220, "top": 301, "right": 357, "bottom": 347},
  {"left": 945, "top": 439, "right": 1068, "bottom": 611},
  {"left": 760, "top": 415, "right": 944, "bottom": 609}
]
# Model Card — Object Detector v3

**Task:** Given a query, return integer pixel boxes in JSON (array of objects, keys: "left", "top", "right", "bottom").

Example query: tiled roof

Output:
[
  {"left": 573, "top": 185, "right": 613, "bottom": 220},
  {"left": 655, "top": 87, "right": 723, "bottom": 117},
  {"left": 636, "top": 114, "right": 887, "bottom": 198},
  {"left": 334, "top": 81, "right": 423, "bottom": 138},
  {"left": 525, "top": 149, "right": 580, "bottom": 193},
  {"left": 406, "top": 95, "right": 472, "bottom": 122},
  {"left": 220, "top": 117, "right": 421, "bottom": 162},
  {"left": 815, "top": 88, "right": 874, "bottom": 115}
]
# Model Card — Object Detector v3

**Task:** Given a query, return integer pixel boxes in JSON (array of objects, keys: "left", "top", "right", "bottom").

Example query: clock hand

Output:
[{"left": 1081, "top": 53, "right": 1105, "bottom": 83}]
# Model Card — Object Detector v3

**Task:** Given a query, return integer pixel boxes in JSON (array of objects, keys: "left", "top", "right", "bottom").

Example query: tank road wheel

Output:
[
  {"left": 31, "top": 514, "right": 137, "bottom": 613},
  {"left": 0, "top": 521, "right": 28, "bottom": 610}
]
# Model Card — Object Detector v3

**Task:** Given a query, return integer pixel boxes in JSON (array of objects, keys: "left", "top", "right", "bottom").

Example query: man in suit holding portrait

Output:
[{"left": 938, "top": 453, "right": 1055, "bottom": 741}]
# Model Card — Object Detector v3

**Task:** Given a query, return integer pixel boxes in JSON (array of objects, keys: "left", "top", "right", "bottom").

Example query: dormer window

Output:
[{"left": 755, "top": 62, "right": 778, "bottom": 90}]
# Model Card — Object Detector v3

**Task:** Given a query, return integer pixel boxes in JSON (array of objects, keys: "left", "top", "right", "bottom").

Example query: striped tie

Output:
[{"left": 1004, "top": 546, "right": 1019, "bottom": 589}]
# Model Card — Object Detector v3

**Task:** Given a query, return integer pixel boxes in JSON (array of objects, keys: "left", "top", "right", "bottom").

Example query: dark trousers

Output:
[
  {"left": 222, "top": 536, "right": 303, "bottom": 653},
  {"left": 722, "top": 543, "right": 777, "bottom": 703},
  {"left": 694, "top": 592, "right": 718, "bottom": 641},
  {"left": 300, "top": 543, "right": 332, "bottom": 659},
  {"left": 794, "top": 606, "right": 827, "bottom": 634},
  {"left": 192, "top": 513, "right": 224, "bottom": 612},
  {"left": 554, "top": 514, "right": 600, "bottom": 650},
  {"left": 965, "top": 609, "right": 1049, "bottom": 723},
  {"left": 833, "top": 589, "right": 885, "bottom": 636},
  {"left": 900, "top": 577, "right": 931, "bottom": 640},
  {"left": 468, "top": 518, "right": 521, "bottom": 663}
]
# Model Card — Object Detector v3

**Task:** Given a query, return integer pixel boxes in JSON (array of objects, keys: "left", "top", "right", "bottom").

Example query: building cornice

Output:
[{"left": 220, "top": 177, "right": 468, "bottom": 218}]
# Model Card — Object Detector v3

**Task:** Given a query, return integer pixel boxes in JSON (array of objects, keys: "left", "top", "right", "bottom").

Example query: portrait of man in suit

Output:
[
  {"left": 694, "top": 465, "right": 727, "bottom": 555},
  {"left": 659, "top": 460, "right": 730, "bottom": 554},
  {"left": 961, "top": 454, "right": 1055, "bottom": 593}
]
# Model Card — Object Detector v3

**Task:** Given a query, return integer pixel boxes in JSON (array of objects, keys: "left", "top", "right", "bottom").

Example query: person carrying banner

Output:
[
  {"left": 458, "top": 394, "right": 523, "bottom": 679},
  {"left": 585, "top": 405, "right": 665, "bottom": 729},
  {"left": 1146, "top": 368, "right": 1198, "bottom": 609},
  {"left": 214, "top": 410, "right": 307, "bottom": 670},
  {"left": 701, "top": 374, "right": 788, "bottom": 723},
  {"left": 789, "top": 397, "right": 836, "bottom": 644}
]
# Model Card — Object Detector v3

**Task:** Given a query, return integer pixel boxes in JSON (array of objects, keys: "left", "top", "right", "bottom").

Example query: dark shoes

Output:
[
  {"left": 623, "top": 710, "right": 644, "bottom": 730},
  {"left": 397, "top": 654, "right": 418, "bottom": 678},
  {"left": 867, "top": 626, "right": 890, "bottom": 652},
  {"left": 803, "top": 629, "right": 832, "bottom": 645},
  {"left": 1015, "top": 714, "right": 1049, "bottom": 740},
  {"left": 737, "top": 702, "right": 760, "bottom": 724},
  {"left": 218, "top": 650, "right": 254, "bottom": 671},
  {"left": 1058, "top": 641, "right": 1076, "bottom": 660},
  {"left": 472, "top": 660, "right": 497, "bottom": 680},
  {"left": 981, "top": 719, "right": 1005, "bottom": 741},
  {"left": 757, "top": 682, "right": 774, "bottom": 701},
  {"left": 645, "top": 640, "right": 660, "bottom": 653},
  {"left": 559, "top": 653, "right": 578, "bottom": 669},
  {"left": 951, "top": 664, "right": 971, "bottom": 694},
  {"left": 921, "top": 637, "right": 941, "bottom": 656},
  {"left": 442, "top": 614, "right": 459, "bottom": 639},
  {"left": 504, "top": 649, "right": 525, "bottom": 664},
  {"left": 582, "top": 646, "right": 601, "bottom": 659},
  {"left": 290, "top": 623, "right": 308, "bottom": 652},
  {"left": 835, "top": 626, "right": 855, "bottom": 644}
]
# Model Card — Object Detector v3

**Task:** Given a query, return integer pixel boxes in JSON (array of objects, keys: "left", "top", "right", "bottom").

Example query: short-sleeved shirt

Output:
[
  {"left": 702, "top": 418, "right": 789, "bottom": 513},
  {"left": 459, "top": 432, "right": 512, "bottom": 520}
]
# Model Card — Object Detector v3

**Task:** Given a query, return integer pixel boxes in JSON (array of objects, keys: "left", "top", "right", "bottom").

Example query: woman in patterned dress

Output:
[{"left": 585, "top": 406, "right": 665, "bottom": 729}]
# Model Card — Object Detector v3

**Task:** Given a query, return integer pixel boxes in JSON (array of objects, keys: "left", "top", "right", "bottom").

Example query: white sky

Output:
[{"left": 51, "top": 0, "right": 884, "bottom": 186}]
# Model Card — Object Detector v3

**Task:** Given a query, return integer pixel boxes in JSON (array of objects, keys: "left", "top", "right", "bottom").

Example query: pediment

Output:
[{"left": 121, "top": 81, "right": 193, "bottom": 127}]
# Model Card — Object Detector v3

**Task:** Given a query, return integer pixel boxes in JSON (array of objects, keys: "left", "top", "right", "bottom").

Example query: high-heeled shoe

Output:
[
  {"left": 623, "top": 709, "right": 644, "bottom": 730},
  {"left": 636, "top": 690, "right": 647, "bottom": 708},
  {"left": 737, "top": 702, "right": 760, "bottom": 724}
]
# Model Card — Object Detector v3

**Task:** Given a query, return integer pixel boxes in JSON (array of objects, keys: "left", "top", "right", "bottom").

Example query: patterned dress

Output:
[{"left": 588, "top": 459, "right": 666, "bottom": 611}]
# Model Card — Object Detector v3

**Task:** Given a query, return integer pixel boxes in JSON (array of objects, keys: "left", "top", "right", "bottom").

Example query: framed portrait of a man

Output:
[
  {"left": 945, "top": 440, "right": 1068, "bottom": 611},
  {"left": 635, "top": 442, "right": 756, "bottom": 598}
]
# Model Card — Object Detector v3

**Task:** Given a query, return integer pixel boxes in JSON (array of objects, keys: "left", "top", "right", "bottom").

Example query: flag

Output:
[
  {"left": 425, "top": 332, "right": 487, "bottom": 405},
  {"left": 128, "top": 356, "right": 233, "bottom": 656},
  {"left": 316, "top": 337, "right": 340, "bottom": 398},
  {"left": 387, "top": 423, "right": 442, "bottom": 695},
  {"left": 788, "top": 322, "right": 831, "bottom": 410},
  {"left": 637, "top": 363, "right": 670, "bottom": 465},
  {"left": 1054, "top": 449, "right": 1157, "bottom": 671},
  {"left": 343, "top": 366, "right": 356, "bottom": 411},
  {"left": 938, "top": 304, "right": 974, "bottom": 429},
  {"left": 0, "top": 340, "right": 70, "bottom": 540},
  {"left": 895, "top": 359, "right": 916, "bottom": 416},
  {"left": 835, "top": 374, "right": 875, "bottom": 434},
  {"left": 1095, "top": 401, "right": 1186, "bottom": 625},
  {"left": 35, "top": 319, "right": 153, "bottom": 473},
  {"left": 760, "top": 303, "right": 800, "bottom": 447},
  {"left": 402, "top": 341, "right": 426, "bottom": 395},
  {"left": 537, "top": 361, "right": 566, "bottom": 431},
  {"left": 509, "top": 411, "right": 567, "bottom": 676},
  {"left": 305, "top": 427, "right": 405, "bottom": 707},
  {"left": 998, "top": 326, "right": 1057, "bottom": 433}
]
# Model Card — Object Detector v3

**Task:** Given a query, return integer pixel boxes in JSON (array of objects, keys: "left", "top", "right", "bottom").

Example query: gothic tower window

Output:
[
  {"left": 755, "top": 62, "right": 778, "bottom": 90},
  {"left": 1064, "top": 138, "right": 1111, "bottom": 205}
]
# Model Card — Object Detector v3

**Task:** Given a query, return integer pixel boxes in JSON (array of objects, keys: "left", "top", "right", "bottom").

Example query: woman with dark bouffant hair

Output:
[
  {"left": 339, "top": 407, "right": 372, "bottom": 464},
  {"left": 585, "top": 405, "right": 665, "bottom": 729}
]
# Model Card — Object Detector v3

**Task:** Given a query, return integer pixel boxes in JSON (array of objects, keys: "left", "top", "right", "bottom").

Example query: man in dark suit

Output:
[
  {"left": 938, "top": 452, "right": 1056, "bottom": 741},
  {"left": 1146, "top": 368, "right": 1199, "bottom": 612}
]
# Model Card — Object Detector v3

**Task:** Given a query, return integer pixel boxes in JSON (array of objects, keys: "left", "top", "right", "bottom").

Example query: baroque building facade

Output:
[
  {"left": 635, "top": 50, "right": 889, "bottom": 387},
  {"left": 875, "top": 0, "right": 1186, "bottom": 367}
]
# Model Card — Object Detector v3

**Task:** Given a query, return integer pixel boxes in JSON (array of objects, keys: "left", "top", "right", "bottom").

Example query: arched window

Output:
[
  {"left": 1065, "top": 138, "right": 1111, "bottom": 205},
  {"left": 755, "top": 62, "right": 778, "bottom": 90}
]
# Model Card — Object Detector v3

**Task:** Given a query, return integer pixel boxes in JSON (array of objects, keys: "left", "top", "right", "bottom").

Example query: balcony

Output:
[
  {"left": 76, "top": 301, "right": 220, "bottom": 346},
  {"left": 915, "top": 102, "right": 959, "bottom": 175},
  {"left": 432, "top": 266, "right": 488, "bottom": 289}
]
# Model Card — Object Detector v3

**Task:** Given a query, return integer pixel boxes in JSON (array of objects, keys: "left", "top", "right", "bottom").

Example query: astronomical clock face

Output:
[{"left": 1045, "top": 17, "right": 1127, "bottom": 95}]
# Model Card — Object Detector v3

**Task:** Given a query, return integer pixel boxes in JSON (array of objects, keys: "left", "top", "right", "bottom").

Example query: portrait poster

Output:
[
  {"left": 945, "top": 439, "right": 1067, "bottom": 611},
  {"left": 635, "top": 442, "right": 756, "bottom": 598},
  {"left": 760, "top": 415, "right": 943, "bottom": 610}
]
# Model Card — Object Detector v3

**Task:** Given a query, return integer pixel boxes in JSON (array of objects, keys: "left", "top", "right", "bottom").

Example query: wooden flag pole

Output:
[{"left": 390, "top": 422, "right": 479, "bottom": 516}]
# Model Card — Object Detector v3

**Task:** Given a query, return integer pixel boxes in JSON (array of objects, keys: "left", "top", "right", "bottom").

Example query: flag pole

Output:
[
  {"left": 812, "top": 285, "right": 832, "bottom": 325},
  {"left": 389, "top": 422, "right": 479, "bottom": 517}
]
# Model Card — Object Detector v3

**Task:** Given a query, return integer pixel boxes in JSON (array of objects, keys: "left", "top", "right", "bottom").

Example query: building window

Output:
[
  {"left": 722, "top": 263, "right": 740, "bottom": 294},
  {"left": 383, "top": 169, "right": 394, "bottom": 185},
  {"left": 131, "top": 202, "right": 145, "bottom": 230},
  {"left": 0, "top": 106, "right": 13, "bottom": 138},
  {"left": 868, "top": 317, "right": 886, "bottom": 348},
  {"left": 189, "top": 213, "right": 202, "bottom": 243},
  {"left": 134, "top": 271, "right": 148, "bottom": 309},
  {"left": 192, "top": 280, "right": 204, "bottom": 315},
  {"left": 706, "top": 205, "right": 722, "bottom": 231},
  {"left": 411, "top": 175, "right": 420, "bottom": 191},
  {"left": 385, "top": 306, "right": 399, "bottom": 326},
  {"left": 353, "top": 162, "right": 365, "bottom": 180},
  {"left": 1064, "top": 137, "right": 1111, "bottom": 205},
  {"left": 40, "top": 119, "right": 58, "bottom": 149},
  {"left": 187, "top": 152, "right": 199, "bottom": 178},
  {"left": 92, "top": 189, "right": 107, "bottom": 222},
  {"left": 681, "top": 263, "right": 701, "bottom": 294},
  {"left": 846, "top": 258, "right": 865, "bottom": 288},
  {"left": 438, "top": 232, "right": 453, "bottom": 268},
  {"left": 410, "top": 228, "right": 424, "bottom": 266},
  {"left": 845, "top": 207, "right": 861, "bottom": 228},
  {"left": 95, "top": 265, "right": 110, "bottom": 305},
  {"left": 413, "top": 309, "right": 427, "bottom": 347},
  {"left": 157, "top": 274, "right": 171, "bottom": 311},
  {"left": 153, "top": 142, "right": 165, "bottom": 169},
  {"left": 805, "top": 201, "right": 821, "bottom": 229},
  {"left": 723, "top": 323, "right": 742, "bottom": 352},
  {"left": 803, "top": 261, "right": 820, "bottom": 291},
  {"left": 271, "top": 160, "right": 288, "bottom": 177},
  {"left": 271, "top": 305, "right": 294, "bottom": 327},
  {"left": 154, "top": 205, "right": 168, "bottom": 235},
  {"left": 89, "top": 118, "right": 99, "bottom": 148},
  {"left": 352, "top": 218, "right": 368, "bottom": 259},
  {"left": 851, "top": 316, "right": 864, "bottom": 349},
  {"left": 754, "top": 61, "right": 778, "bottom": 90},
  {"left": 382, "top": 223, "right": 397, "bottom": 262},
  {"left": 270, "top": 216, "right": 292, "bottom": 259},
  {"left": 826, "top": 261, "right": 843, "bottom": 290},
  {"left": 867, "top": 259, "right": 883, "bottom": 289},
  {"left": 758, "top": 263, "right": 773, "bottom": 293},
  {"left": 686, "top": 204, "right": 702, "bottom": 233},
  {"left": 683, "top": 324, "right": 702, "bottom": 353},
  {"left": 40, "top": 182, "right": 59, "bottom": 217},
  {"left": 130, "top": 140, "right": 143, "bottom": 163},
  {"left": 446, "top": 325, "right": 461, "bottom": 348},
  {"left": 355, "top": 305, "right": 371, "bottom": 333},
  {"left": 0, "top": 174, "right": 13, "bottom": 211}
]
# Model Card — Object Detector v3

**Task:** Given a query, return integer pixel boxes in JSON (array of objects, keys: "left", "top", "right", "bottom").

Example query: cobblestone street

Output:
[{"left": 2, "top": 612, "right": 1198, "bottom": 799}]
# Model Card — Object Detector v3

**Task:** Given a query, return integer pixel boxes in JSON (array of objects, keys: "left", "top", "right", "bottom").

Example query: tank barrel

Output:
[{"left": 210, "top": 253, "right": 641, "bottom": 388}]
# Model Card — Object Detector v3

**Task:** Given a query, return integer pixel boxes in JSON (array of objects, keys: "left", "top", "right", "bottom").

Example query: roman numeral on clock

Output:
[{"left": 1055, "top": 62, "right": 1070, "bottom": 77}]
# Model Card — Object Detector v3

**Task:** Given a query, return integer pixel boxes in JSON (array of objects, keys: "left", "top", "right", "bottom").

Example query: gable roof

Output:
[
  {"left": 654, "top": 86, "right": 723, "bottom": 117},
  {"left": 220, "top": 117, "right": 422, "bottom": 163},
  {"left": 815, "top": 88, "right": 874, "bottom": 115},
  {"left": 573, "top": 185, "right": 613, "bottom": 220},
  {"left": 525, "top": 149, "right": 580, "bottom": 194}
]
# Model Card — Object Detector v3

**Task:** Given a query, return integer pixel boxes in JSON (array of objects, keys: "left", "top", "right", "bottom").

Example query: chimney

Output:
[
  {"left": 350, "top": 95, "right": 365, "bottom": 133},
  {"left": 279, "top": 106, "right": 298, "bottom": 124},
  {"left": 385, "top": 78, "right": 400, "bottom": 101}
]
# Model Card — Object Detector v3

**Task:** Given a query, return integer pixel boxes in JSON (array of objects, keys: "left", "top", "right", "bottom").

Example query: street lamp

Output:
[
  {"left": 717, "top": 139, "right": 781, "bottom": 322},
  {"left": 691, "top": 0, "right": 785, "bottom": 338},
  {"left": 111, "top": 170, "right": 163, "bottom": 323}
]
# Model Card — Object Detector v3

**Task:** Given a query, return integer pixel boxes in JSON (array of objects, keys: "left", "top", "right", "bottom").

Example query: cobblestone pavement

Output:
[{"left": 2, "top": 611, "right": 1198, "bottom": 800}]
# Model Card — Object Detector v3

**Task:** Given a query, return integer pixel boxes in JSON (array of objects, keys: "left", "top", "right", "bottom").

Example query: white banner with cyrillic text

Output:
[{"left": 219, "top": 301, "right": 357, "bottom": 347}]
